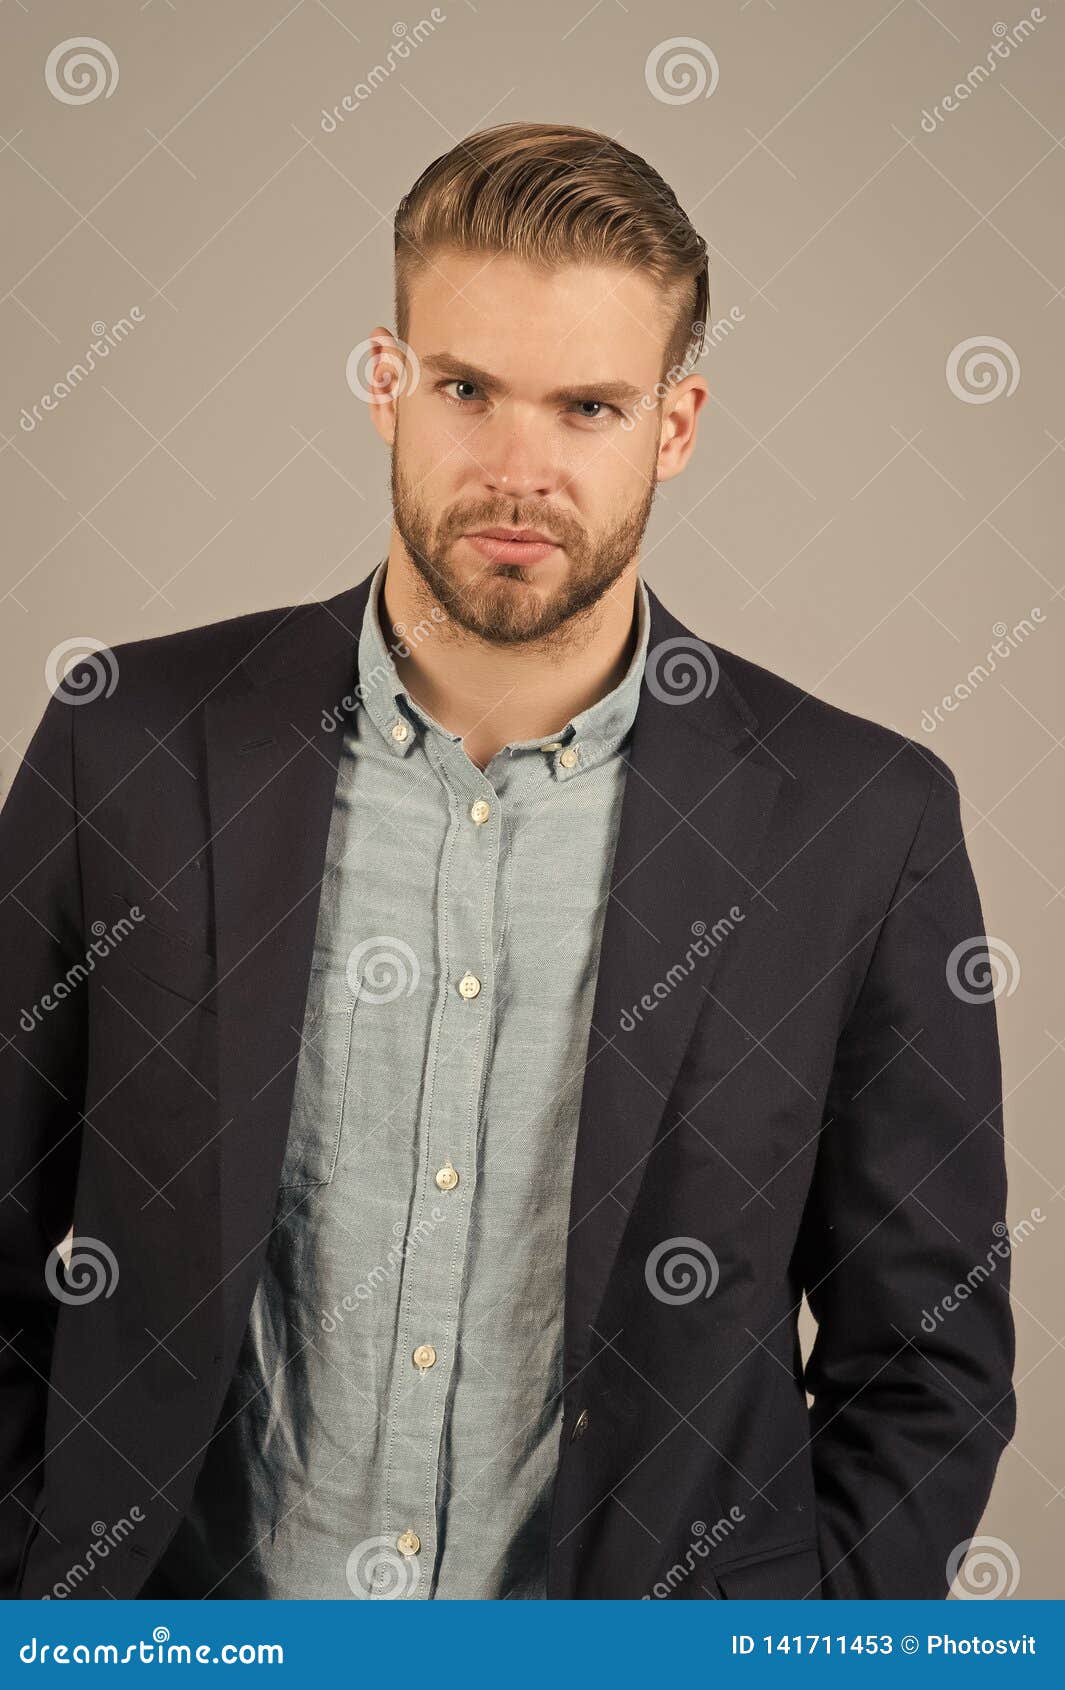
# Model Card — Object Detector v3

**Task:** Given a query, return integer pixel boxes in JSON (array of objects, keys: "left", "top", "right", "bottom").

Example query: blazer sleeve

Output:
[
  {"left": 794, "top": 751, "right": 1016, "bottom": 1599},
  {"left": 0, "top": 695, "right": 87, "bottom": 1594}
]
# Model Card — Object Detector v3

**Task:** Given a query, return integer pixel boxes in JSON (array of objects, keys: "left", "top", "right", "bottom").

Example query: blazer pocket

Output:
[
  {"left": 106, "top": 894, "right": 218, "bottom": 1016},
  {"left": 713, "top": 1536, "right": 822, "bottom": 1600},
  {"left": 279, "top": 969, "right": 360, "bottom": 1188}
]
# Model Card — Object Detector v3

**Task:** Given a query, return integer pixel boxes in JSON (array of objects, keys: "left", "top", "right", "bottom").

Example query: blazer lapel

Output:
[
  {"left": 563, "top": 587, "right": 783, "bottom": 1379},
  {"left": 204, "top": 577, "right": 371, "bottom": 1349}
]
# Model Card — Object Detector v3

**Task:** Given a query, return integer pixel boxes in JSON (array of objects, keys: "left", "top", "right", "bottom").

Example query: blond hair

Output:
[{"left": 394, "top": 121, "right": 709, "bottom": 382}]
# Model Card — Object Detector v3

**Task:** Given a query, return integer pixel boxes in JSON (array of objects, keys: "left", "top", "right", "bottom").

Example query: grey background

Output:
[{"left": 1, "top": 0, "right": 1061, "bottom": 1597}]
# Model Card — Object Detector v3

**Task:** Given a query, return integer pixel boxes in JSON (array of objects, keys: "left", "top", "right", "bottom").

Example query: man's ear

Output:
[
  {"left": 656, "top": 374, "right": 710, "bottom": 482},
  {"left": 358, "top": 327, "right": 407, "bottom": 447}
]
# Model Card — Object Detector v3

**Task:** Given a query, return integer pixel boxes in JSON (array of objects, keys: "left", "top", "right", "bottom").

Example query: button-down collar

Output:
[{"left": 355, "top": 560, "right": 650, "bottom": 780}]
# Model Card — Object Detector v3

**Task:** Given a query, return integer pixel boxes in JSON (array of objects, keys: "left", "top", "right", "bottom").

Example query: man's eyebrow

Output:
[{"left": 421, "top": 352, "right": 646, "bottom": 407}]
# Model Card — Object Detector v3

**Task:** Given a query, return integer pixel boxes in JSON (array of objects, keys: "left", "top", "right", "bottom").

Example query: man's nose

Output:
[{"left": 477, "top": 406, "right": 558, "bottom": 501}]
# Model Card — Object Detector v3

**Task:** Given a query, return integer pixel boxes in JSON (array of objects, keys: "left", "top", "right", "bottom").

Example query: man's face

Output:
[{"left": 377, "top": 250, "right": 693, "bottom": 646}]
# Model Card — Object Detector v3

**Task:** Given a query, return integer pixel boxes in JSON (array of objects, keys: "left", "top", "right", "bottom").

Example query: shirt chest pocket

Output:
[{"left": 279, "top": 969, "right": 361, "bottom": 1188}]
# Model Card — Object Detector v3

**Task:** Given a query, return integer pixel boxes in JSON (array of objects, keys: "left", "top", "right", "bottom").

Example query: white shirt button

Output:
[
  {"left": 559, "top": 746, "right": 579, "bottom": 768},
  {"left": 458, "top": 972, "right": 481, "bottom": 999},
  {"left": 390, "top": 720, "right": 409, "bottom": 743},
  {"left": 435, "top": 1162, "right": 459, "bottom": 1191},
  {"left": 413, "top": 1343, "right": 437, "bottom": 1371},
  {"left": 396, "top": 1529, "right": 421, "bottom": 1556},
  {"left": 470, "top": 799, "right": 491, "bottom": 825}
]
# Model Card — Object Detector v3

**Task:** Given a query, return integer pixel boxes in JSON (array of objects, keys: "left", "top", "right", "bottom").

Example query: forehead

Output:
[{"left": 405, "top": 248, "right": 670, "bottom": 387}]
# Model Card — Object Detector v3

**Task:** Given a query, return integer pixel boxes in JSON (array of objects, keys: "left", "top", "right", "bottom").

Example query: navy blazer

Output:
[{"left": 0, "top": 572, "right": 1015, "bottom": 1599}]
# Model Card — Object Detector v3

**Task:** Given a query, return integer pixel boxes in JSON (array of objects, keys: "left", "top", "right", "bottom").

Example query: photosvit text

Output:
[{"left": 730, "top": 1633, "right": 1037, "bottom": 1656}]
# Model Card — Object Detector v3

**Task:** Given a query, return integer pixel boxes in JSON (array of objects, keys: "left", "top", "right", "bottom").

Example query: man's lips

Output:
[
  {"left": 471, "top": 526, "right": 556, "bottom": 542},
  {"left": 464, "top": 527, "right": 560, "bottom": 565}
]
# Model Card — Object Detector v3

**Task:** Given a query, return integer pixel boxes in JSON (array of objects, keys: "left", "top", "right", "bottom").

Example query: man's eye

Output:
[
  {"left": 441, "top": 379, "right": 482, "bottom": 402},
  {"left": 439, "top": 383, "right": 619, "bottom": 420},
  {"left": 571, "top": 400, "right": 618, "bottom": 421}
]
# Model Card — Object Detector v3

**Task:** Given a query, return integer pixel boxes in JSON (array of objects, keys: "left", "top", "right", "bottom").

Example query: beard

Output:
[{"left": 390, "top": 432, "right": 658, "bottom": 648}]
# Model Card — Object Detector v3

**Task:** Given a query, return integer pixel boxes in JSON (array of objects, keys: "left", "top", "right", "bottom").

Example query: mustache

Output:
[{"left": 444, "top": 508, "right": 580, "bottom": 544}]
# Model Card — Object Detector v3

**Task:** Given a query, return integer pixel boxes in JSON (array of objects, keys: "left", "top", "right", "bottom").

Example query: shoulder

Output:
[
  {"left": 712, "top": 640, "right": 958, "bottom": 813},
  {"left": 94, "top": 597, "right": 313, "bottom": 703},
  {"left": 36, "top": 596, "right": 322, "bottom": 786}
]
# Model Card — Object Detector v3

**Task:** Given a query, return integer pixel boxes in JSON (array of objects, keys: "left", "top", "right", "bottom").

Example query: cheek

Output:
[
  {"left": 418, "top": 412, "right": 493, "bottom": 486},
  {"left": 561, "top": 434, "right": 657, "bottom": 519},
  {"left": 406, "top": 390, "right": 480, "bottom": 449},
  {"left": 395, "top": 409, "right": 467, "bottom": 500},
  {"left": 624, "top": 414, "right": 664, "bottom": 477}
]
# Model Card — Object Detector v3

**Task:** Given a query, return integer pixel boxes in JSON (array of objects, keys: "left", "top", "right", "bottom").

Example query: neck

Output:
[{"left": 379, "top": 546, "right": 641, "bottom": 772}]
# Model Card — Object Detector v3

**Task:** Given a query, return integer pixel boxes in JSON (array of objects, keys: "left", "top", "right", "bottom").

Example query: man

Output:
[{"left": 1, "top": 122, "right": 1014, "bottom": 1601}]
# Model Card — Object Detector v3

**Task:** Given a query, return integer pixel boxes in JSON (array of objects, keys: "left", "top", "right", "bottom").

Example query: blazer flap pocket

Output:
[{"left": 714, "top": 1536, "right": 822, "bottom": 1600}]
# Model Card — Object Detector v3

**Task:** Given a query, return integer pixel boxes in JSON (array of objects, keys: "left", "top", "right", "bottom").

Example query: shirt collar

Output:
[{"left": 355, "top": 559, "right": 650, "bottom": 779}]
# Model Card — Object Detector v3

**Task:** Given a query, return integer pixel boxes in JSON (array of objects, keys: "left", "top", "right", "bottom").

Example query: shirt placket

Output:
[{"left": 379, "top": 729, "right": 501, "bottom": 1598}]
